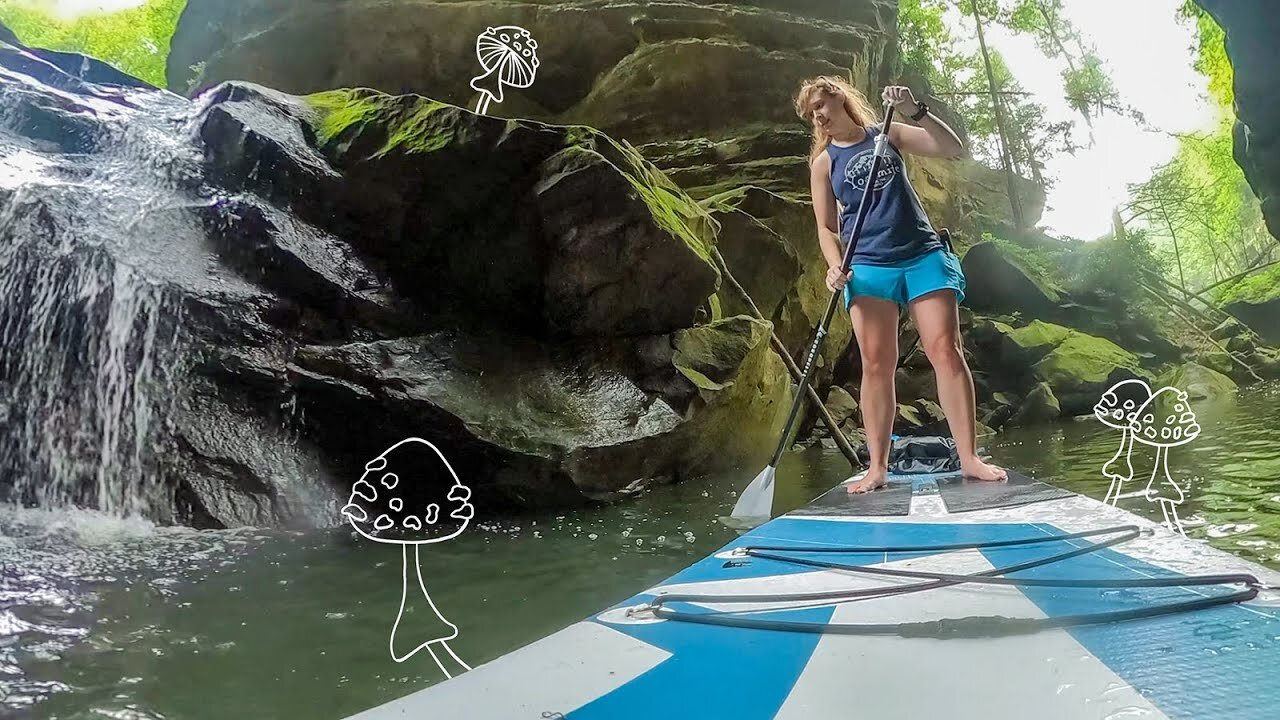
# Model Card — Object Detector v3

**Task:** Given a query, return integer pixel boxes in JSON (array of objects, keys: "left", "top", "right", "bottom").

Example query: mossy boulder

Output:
[
  {"left": 1217, "top": 263, "right": 1280, "bottom": 344},
  {"left": 1157, "top": 362, "right": 1238, "bottom": 400},
  {"left": 975, "top": 319, "right": 1146, "bottom": 416},
  {"left": 1033, "top": 332, "right": 1146, "bottom": 415},
  {"left": 702, "top": 186, "right": 849, "bottom": 392}
]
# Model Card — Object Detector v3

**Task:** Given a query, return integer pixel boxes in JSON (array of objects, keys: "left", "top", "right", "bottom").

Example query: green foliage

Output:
[
  {"left": 1125, "top": 117, "right": 1273, "bottom": 290},
  {"left": 898, "top": 0, "right": 950, "bottom": 81},
  {"left": 1177, "top": 0, "right": 1233, "bottom": 109},
  {"left": 1067, "top": 226, "right": 1165, "bottom": 303},
  {"left": 0, "top": 0, "right": 186, "bottom": 88}
]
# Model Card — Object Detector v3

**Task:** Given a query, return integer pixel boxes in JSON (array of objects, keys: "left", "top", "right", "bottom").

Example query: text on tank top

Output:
[{"left": 826, "top": 124, "right": 941, "bottom": 266}]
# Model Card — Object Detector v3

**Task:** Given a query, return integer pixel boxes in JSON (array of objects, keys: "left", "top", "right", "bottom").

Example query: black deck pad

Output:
[
  {"left": 789, "top": 481, "right": 914, "bottom": 517},
  {"left": 935, "top": 470, "right": 1074, "bottom": 513}
]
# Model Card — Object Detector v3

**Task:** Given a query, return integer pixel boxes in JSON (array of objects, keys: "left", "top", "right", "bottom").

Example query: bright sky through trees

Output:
[{"left": 966, "top": 0, "right": 1218, "bottom": 239}]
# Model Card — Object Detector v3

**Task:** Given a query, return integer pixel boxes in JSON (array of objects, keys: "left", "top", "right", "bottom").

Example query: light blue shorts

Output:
[{"left": 843, "top": 248, "right": 966, "bottom": 310}]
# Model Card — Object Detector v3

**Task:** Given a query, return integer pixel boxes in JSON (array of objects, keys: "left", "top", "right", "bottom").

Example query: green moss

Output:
[
  {"left": 1009, "top": 320, "right": 1073, "bottom": 351},
  {"left": 588, "top": 135, "right": 719, "bottom": 270},
  {"left": 1034, "top": 333, "right": 1140, "bottom": 387},
  {"left": 1216, "top": 263, "right": 1280, "bottom": 306},
  {"left": 0, "top": 0, "right": 185, "bottom": 87},
  {"left": 305, "top": 89, "right": 383, "bottom": 145},
  {"left": 303, "top": 88, "right": 455, "bottom": 157}
]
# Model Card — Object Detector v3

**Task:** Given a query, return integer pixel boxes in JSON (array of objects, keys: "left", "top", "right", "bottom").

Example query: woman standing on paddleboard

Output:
[{"left": 795, "top": 75, "right": 1007, "bottom": 493}]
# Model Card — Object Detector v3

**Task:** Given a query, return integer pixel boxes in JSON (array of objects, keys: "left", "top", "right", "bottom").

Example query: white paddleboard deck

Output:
[{"left": 345, "top": 470, "right": 1280, "bottom": 719}]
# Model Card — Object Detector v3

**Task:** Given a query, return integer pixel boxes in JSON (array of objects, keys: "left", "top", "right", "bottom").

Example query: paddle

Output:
[{"left": 729, "top": 100, "right": 898, "bottom": 527}]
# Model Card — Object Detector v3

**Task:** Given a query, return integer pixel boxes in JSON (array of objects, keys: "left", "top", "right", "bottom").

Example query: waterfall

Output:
[{"left": 0, "top": 73, "right": 198, "bottom": 519}]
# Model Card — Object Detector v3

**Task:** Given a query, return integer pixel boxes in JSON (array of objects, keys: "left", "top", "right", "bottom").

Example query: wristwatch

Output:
[{"left": 910, "top": 102, "right": 929, "bottom": 121}]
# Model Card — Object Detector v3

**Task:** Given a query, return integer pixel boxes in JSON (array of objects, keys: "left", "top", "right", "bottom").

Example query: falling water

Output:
[{"left": 0, "top": 68, "right": 205, "bottom": 519}]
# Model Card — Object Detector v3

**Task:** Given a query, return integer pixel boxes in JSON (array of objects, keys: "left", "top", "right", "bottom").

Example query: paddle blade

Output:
[{"left": 729, "top": 464, "right": 777, "bottom": 527}]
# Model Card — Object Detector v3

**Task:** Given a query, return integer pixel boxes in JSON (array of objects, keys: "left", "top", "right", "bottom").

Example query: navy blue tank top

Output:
[{"left": 826, "top": 124, "right": 941, "bottom": 266}]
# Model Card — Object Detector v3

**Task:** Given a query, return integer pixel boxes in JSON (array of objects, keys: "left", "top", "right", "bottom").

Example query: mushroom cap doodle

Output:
[
  {"left": 1093, "top": 378, "right": 1153, "bottom": 430},
  {"left": 341, "top": 437, "right": 474, "bottom": 545},
  {"left": 1128, "top": 387, "right": 1201, "bottom": 448},
  {"left": 475, "top": 26, "right": 539, "bottom": 89}
]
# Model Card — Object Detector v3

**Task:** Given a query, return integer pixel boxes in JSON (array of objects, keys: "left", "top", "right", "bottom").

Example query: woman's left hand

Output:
[{"left": 881, "top": 85, "right": 921, "bottom": 116}]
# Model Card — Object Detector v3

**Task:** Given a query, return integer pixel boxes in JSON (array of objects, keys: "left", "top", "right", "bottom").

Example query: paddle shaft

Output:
[{"left": 766, "top": 103, "right": 897, "bottom": 469}]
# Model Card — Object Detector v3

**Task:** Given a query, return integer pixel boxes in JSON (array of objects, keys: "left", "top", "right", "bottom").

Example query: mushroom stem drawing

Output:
[
  {"left": 1128, "top": 387, "right": 1200, "bottom": 536},
  {"left": 341, "top": 437, "right": 476, "bottom": 677},
  {"left": 470, "top": 25, "right": 539, "bottom": 115},
  {"left": 1101, "top": 430, "right": 1133, "bottom": 504},
  {"left": 1093, "top": 379, "right": 1152, "bottom": 505},
  {"left": 391, "top": 543, "right": 471, "bottom": 674}
]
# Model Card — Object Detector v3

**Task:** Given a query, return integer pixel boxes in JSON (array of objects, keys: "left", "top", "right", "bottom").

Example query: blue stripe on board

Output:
[
  {"left": 575, "top": 519, "right": 1280, "bottom": 719},
  {"left": 576, "top": 520, "right": 1080, "bottom": 719},
  {"left": 569, "top": 605, "right": 836, "bottom": 720},
  {"left": 982, "top": 529, "right": 1280, "bottom": 720}
]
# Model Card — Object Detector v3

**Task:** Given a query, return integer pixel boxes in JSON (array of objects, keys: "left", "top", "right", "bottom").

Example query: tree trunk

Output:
[
  {"left": 1156, "top": 197, "right": 1187, "bottom": 292},
  {"left": 971, "top": 0, "right": 1025, "bottom": 230}
]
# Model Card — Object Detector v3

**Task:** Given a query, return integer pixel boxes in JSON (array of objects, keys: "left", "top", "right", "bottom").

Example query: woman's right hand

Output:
[{"left": 825, "top": 265, "right": 852, "bottom": 292}]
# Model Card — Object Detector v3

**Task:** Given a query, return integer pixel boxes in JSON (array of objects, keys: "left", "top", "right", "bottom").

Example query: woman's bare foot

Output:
[
  {"left": 961, "top": 456, "right": 1008, "bottom": 482},
  {"left": 847, "top": 467, "right": 888, "bottom": 494}
]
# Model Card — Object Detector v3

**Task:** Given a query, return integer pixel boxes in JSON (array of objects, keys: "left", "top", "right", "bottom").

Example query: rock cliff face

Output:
[
  {"left": 1, "top": 30, "right": 790, "bottom": 527},
  {"left": 1195, "top": 0, "right": 1280, "bottom": 241},
  {"left": 163, "top": 0, "right": 1043, "bottom": 410}
]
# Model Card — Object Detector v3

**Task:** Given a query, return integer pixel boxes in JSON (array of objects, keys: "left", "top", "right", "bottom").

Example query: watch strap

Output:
[{"left": 910, "top": 102, "right": 929, "bottom": 121}]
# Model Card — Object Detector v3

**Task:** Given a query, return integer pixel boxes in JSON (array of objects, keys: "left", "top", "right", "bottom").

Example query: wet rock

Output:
[
  {"left": 0, "top": 42, "right": 780, "bottom": 526},
  {"left": 1009, "top": 382, "right": 1061, "bottom": 427},
  {"left": 286, "top": 317, "right": 787, "bottom": 507},
  {"left": 1216, "top": 264, "right": 1280, "bottom": 344},
  {"left": 824, "top": 386, "right": 859, "bottom": 427}
]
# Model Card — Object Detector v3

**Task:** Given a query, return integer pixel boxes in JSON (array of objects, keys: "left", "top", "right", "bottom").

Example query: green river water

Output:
[{"left": 3, "top": 382, "right": 1279, "bottom": 719}]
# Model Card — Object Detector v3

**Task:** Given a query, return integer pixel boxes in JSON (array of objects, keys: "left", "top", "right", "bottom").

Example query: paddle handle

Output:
[{"left": 766, "top": 102, "right": 897, "bottom": 469}]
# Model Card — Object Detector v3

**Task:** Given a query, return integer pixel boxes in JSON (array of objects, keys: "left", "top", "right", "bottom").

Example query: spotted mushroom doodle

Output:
[
  {"left": 1094, "top": 381, "right": 1202, "bottom": 536},
  {"left": 470, "top": 25, "right": 540, "bottom": 115},
  {"left": 1092, "top": 379, "right": 1153, "bottom": 505},
  {"left": 1128, "top": 386, "right": 1201, "bottom": 536},
  {"left": 341, "top": 437, "right": 475, "bottom": 677}
]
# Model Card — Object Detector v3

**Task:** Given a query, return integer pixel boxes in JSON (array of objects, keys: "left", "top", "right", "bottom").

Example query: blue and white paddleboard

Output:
[{"left": 345, "top": 468, "right": 1280, "bottom": 719}]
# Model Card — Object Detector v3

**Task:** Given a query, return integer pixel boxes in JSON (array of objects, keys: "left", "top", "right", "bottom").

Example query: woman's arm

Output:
[
  {"left": 881, "top": 86, "right": 964, "bottom": 160},
  {"left": 810, "top": 153, "right": 845, "bottom": 270}
]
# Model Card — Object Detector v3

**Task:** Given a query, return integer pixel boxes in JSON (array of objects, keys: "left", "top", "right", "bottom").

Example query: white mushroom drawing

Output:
[
  {"left": 341, "top": 437, "right": 475, "bottom": 676},
  {"left": 1128, "top": 387, "right": 1201, "bottom": 535},
  {"left": 470, "top": 25, "right": 540, "bottom": 115},
  {"left": 1092, "top": 378, "right": 1153, "bottom": 505}
]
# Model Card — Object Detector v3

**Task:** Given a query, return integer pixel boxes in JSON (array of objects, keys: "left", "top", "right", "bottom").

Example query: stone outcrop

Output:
[{"left": 0, "top": 33, "right": 789, "bottom": 527}]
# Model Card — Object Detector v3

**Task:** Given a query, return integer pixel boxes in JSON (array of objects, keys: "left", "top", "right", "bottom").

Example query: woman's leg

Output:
[
  {"left": 908, "top": 288, "right": 1007, "bottom": 481},
  {"left": 847, "top": 295, "right": 901, "bottom": 493}
]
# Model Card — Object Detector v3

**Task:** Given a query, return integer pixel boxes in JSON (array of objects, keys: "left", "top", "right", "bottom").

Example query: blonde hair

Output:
[{"left": 793, "top": 75, "right": 881, "bottom": 164}]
